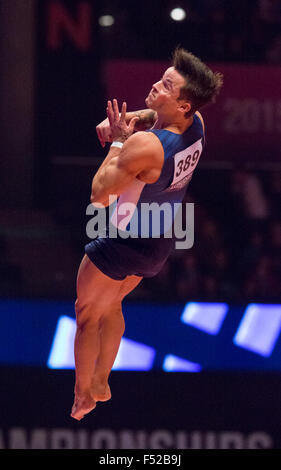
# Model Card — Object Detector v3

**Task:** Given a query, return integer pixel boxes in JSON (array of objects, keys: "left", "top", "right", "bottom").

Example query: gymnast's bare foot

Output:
[
  {"left": 71, "top": 392, "right": 96, "bottom": 421},
  {"left": 92, "top": 379, "right": 112, "bottom": 402}
]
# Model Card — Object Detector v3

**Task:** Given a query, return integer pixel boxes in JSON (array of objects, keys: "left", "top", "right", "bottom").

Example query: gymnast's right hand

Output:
[{"left": 96, "top": 117, "right": 113, "bottom": 148}]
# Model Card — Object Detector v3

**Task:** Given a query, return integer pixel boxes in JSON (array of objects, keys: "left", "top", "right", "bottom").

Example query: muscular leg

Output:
[
  {"left": 71, "top": 255, "right": 122, "bottom": 420},
  {"left": 91, "top": 303, "right": 124, "bottom": 402},
  {"left": 93, "top": 276, "right": 142, "bottom": 400},
  {"left": 71, "top": 255, "right": 142, "bottom": 420}
]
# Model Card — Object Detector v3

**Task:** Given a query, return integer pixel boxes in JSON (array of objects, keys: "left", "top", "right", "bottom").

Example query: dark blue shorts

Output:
[{"left": 85, "top": 233, "right": 175, "bottom": 281}]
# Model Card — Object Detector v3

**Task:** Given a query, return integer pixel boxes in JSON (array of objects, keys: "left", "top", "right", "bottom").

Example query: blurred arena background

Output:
[{"left": 0, "top": 0, "right": 280, "bottom": 450}]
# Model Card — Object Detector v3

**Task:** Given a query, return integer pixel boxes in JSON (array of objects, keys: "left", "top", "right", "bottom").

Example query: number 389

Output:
[{"left": 176, "top": 150, "right": 200, "bottom": 177}]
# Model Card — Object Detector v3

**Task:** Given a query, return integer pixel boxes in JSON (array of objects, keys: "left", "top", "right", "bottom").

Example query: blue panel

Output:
[
  {"left": 233, "top": 304, "right": 281, "bottom": 357},
  {"left": 47, "top": 315, "right": 156, "bottom": 371},
  {"left": 47, "top": 316, "right": 76, "bottom": 369},
  {"left": 181, "top": 302, "right": 228, "bottom": 334},
  {"left": 0, "top": 299, "right": 75, "bottom": 365},
  {"left": 112, "top": 337, "right": 156, "bottom": 371},
  {"left": 1, "top": 299, "right": 281, "bottom": 371},
  {"left": 163, "top": 355, "right": 202, "bottom": 372}
]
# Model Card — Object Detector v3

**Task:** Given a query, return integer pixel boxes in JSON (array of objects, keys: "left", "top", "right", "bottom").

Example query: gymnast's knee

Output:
[{"left": 75, "top": 297, "right": 103, "bottom": 329}]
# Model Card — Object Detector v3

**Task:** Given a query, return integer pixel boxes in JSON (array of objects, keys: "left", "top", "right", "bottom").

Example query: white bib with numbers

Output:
[{"left": 167, "top": 138, "right": 203, "bottom": 192}]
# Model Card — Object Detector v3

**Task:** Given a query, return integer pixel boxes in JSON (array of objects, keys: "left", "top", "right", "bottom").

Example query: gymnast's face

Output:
[{"left": 145, "top": 67, "right": 190, "bottom": 116}]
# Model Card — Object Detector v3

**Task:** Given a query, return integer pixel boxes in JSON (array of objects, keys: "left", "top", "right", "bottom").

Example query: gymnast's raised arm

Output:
[{"left": 96, "top": 108, "right": 157, "bottom": 147}]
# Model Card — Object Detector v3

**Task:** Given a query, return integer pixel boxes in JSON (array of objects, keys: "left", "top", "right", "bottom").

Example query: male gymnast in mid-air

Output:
[{"left": 71, "top": 47, "right": 223, "bottom": 420}]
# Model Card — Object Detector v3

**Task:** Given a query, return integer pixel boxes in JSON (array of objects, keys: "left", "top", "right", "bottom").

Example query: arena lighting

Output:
[
  {"left": 163, "top": 355, "right": 202, "bottom": 372},
  {"left": 170, "top": 7, "right": 187, "bottom": 21},
  {"left": 45, "top": 303, "right": 281, "bottom": 370},
  {"left": 233, "top": 304, "right": 281, "bottom": 357},
  {"left": 112, "top": 337, "right": 156, "bottom": 371},
  {"left": 47, "top": 316, "right": 155, "bottom": 370},
  {"left": 98, "top": 15, "right": 115, "bottom": 27},
  {"left": 181, "top": 302, "right": 229, "bottom": 335},
  {"left": 47, "top": 316, "right": 75, "bottom": 369}
]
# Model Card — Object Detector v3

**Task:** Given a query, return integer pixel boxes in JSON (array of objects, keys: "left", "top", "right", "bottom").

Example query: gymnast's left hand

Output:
[{"left": 106, "top": 99, "right": 139, "bottom": 144}]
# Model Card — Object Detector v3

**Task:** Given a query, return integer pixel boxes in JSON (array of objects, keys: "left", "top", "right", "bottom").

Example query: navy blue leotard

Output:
[{"left": 85, "top": 113, "right": 205, "bottom": 280}]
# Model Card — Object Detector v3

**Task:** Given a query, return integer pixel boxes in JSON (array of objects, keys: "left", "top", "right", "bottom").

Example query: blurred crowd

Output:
[
  {"left": 137, "top": 168, "right": 281, "bottom": 303},
  {"left": 103, "top": 0, "right": 281, "bottom": 65},
  {"left": 199, "top": 0, "right": 281, "bottom": 64}
]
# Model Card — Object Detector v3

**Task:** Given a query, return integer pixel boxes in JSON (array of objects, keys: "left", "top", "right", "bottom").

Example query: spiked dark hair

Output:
[{"left": 172, "top": 47, "right": 223, "bottom": 117}]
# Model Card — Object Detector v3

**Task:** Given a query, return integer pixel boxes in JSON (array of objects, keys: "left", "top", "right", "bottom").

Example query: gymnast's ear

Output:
[{"left": 178, "top": 100, "right": 192, "bottom": 116}]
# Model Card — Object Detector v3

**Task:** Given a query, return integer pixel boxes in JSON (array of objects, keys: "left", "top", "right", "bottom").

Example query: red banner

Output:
[{"left": 103, "top": 61, "right": 281, "bottom": 163}]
